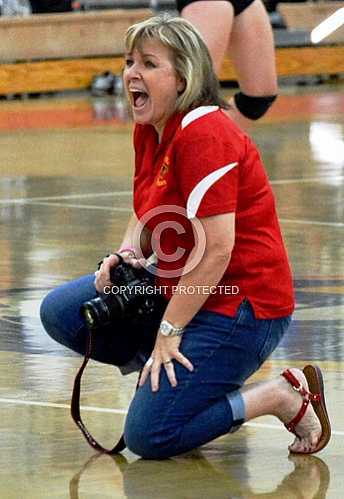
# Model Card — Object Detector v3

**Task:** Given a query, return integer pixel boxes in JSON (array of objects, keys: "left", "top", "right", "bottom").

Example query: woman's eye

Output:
[
  {"left": 145, "top": 60, "right": 156, "bottom": 68},
  {"left": 125, "top": 58, "right": 133, "bottom": 67}
]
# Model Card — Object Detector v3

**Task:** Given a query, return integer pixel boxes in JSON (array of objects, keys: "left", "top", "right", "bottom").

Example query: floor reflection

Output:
[{"left": 69, "top": 452, "right": 330, "bottom": 499}]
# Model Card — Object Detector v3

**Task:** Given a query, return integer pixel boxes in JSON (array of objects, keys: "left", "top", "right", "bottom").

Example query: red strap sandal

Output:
[{"left": 281, "top": 365, "right": 331, "bottom": 454}]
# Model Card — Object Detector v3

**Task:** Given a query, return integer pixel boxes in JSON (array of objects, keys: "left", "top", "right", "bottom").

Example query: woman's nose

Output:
[{"left": 126, "top": 63, "right": 141, "bottom": 80}]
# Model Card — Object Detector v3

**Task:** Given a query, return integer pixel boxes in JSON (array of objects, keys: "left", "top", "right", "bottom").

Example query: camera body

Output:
[{"left": 81, "top": 262, "right": 158, "bottom": 330}]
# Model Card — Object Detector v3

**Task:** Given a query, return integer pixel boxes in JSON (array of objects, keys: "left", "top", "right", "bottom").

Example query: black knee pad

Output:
[
  {"left": 176, "top": 0, "right": 255, "bottom": 16},
  {"left": 233, "top": 92, "right": 277, "bottom": 120}
]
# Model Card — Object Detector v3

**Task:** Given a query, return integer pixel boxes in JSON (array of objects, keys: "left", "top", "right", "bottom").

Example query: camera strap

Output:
[{"left": 71, "top": 325, "right": 138, "bottom": 454}]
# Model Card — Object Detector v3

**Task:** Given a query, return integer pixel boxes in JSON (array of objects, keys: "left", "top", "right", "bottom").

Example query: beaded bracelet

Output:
[{"left": 118, "top": 246, "right": 136, "bottom": 257}]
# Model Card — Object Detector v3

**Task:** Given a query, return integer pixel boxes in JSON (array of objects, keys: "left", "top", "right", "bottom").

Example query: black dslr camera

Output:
[{"left": 81, "top": 262, "right": 159, "bottom": 330}]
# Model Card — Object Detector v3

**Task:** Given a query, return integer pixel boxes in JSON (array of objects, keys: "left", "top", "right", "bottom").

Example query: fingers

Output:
[
  {"left": 150, "top": 362, "right": 163, "bottom": 392},
  {"left": 94, "top": 253, "right": 146, "bottom": 293},
  {"left": 174, "top": 352, "right": 194, "bottom": 373},
  {"left": 101, "top": 254, "right": 121, "bottom": 277},
  {"left": 139, "top": 357, "right": 153, "bottom": 387},
  {"left": 139, "top": 352, "right": 194, "bottom": 392},
  {"left": 130, "top": 257, "right": 146, "bottom": 269},
  {"left": 94, "top": 254, "right": 121, "bottom": 293},
  {"left": 163, "top": 360, "right": 177, "bottom": 389},
  {"left": 139, "top": 357, "right": 163, "bottom": 391}
]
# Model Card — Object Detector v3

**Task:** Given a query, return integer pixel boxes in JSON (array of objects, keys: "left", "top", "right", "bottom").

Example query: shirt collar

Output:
[{"left": 159, "top": 111, "right": 185, "bottom": 146}]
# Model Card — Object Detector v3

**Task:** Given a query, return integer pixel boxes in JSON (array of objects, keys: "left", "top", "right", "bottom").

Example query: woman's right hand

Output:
[{"left": 94, "top": 252, "right": 146, "bottom": 293}]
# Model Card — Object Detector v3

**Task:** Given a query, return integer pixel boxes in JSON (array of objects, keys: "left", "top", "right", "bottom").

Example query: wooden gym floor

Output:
[{"left": 0, "top": 84, "right": 343, "bottom": 498}]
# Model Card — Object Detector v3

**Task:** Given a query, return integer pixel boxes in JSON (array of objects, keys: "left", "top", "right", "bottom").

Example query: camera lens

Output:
[
  {"left": 81, "top": 297, "right": 111, "bottom": 328},
  {"left": 81, "top": 293, "right": 125, "bottom": 329}
]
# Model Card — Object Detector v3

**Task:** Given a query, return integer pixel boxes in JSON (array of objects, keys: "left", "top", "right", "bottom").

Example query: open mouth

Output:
[{"left": 131, "top": 90, "right": 149, "bottom": 109}]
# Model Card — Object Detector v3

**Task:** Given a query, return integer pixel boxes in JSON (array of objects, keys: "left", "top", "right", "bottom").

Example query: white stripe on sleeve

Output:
[
  {"left": 181, "top": 106, "right": 219, "bottom": 130},
  {"left": 186, "top": 162, "right": 238, "bottom": 219}
]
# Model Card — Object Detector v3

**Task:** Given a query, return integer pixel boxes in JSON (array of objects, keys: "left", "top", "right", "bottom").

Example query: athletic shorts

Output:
[{"left": 176, "top": 0, "right": 255, "bottom": 17}]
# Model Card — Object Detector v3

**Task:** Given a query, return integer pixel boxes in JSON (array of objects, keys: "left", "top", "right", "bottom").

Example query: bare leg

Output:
[
  {"left": 181, "top": 0, "right": 278, "bottom": 128},
  {"left": 240, "top": 369, "right": 322, "bottom": 453},
  {"left": 229, "top": 0, "right": 277, "bottom": 94},
  {"left": 181, "top": 1, "right": 234, "bottom": 74},
  {"left": 227, "top": 0, "right": 278, "bottom": 126}
]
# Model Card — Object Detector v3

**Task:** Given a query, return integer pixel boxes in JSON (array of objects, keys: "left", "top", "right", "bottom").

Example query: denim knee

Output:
[
  {"left": 40, "top": 290, "right": 60, "bottom": 342},
  {"left": 40, "top": 287, "right": 80, "bottom": 349},
  {"left": 124, "top": 406, "right": 178, "bottom": 459},
  {"left": 40, "top": 274, "right": 96, "bottom": 349},
  {"left": 124, "top": 431, "right": 177, "bottom": 460}
]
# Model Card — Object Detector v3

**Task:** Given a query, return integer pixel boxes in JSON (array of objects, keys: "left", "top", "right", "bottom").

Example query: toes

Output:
[
  {"left": 310, "top": 431, "right": 321, "bottom": 450},
  {"left": 289, "top": 433, "right": 320, "bottom": 454},
  {"left": 289, "top": 437, "right": 304, "bottom": 453}
]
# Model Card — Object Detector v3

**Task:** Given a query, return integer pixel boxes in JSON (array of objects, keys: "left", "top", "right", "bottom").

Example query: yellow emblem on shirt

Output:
[{"left": 156, "top": 155, "right": 169, "bottom": 186}]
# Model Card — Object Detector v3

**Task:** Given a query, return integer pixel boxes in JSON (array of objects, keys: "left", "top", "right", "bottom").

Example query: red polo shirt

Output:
[{"left": 133, "top": 106, "right": 294, "bottom": 319}]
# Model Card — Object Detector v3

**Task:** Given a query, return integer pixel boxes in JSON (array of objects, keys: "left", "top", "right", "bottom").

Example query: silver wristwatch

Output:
[{"left": 159, "top": 320, "right": 184, "bottom": 337}]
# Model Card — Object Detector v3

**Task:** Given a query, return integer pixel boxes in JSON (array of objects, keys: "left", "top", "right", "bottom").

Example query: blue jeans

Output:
[
  {"left": 40, "top": 274, "right": 165, "bottom": 369},
  {"left": 40, "top": 274, "right": 291, "bottom": 459}
]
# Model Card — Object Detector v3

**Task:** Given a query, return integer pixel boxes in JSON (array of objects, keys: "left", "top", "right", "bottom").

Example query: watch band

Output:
[{"left": 159, "top": 319, "right": 184, "bottom": 337}]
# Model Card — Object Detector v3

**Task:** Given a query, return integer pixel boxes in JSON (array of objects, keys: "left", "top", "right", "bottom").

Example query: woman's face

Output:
[{"left": 123, "top": 39, "right": 184, "bottom": 138}]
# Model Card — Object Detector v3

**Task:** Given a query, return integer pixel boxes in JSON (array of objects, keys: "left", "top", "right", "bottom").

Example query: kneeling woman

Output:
[{"left": 40, "top": 15, "right": 330, "bottom": 458}]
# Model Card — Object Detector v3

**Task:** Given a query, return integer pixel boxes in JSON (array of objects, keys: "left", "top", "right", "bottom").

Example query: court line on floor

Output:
[
  {"left": 22, "top": 201, "right": 132, "bottom": 211},
  {"left": 280, "top": 218, "right": 344, "bottom": 228},
  {"left": 0, "top": 191, "right": 132, "bottom": 204},
  {"left": 270, "top": 175, "right": 344, "bottom": 185},
  {"left": 0, "top": 397, "right": 127, "bottom": 415},
  {"left": 0, "top": 317, "right": 36, "bottom": 329},
  {"left": 0, "top": 397, "right": 343, "bottom": 436}
]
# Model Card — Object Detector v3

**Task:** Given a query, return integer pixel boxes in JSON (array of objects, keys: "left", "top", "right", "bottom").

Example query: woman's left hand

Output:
[{"left": 139, "top": 334, "right": 194, "bottom": 392}]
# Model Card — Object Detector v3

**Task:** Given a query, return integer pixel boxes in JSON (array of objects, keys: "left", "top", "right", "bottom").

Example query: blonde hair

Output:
[{"left": 125, "top": 15, "right": 228, "bottom": 112}]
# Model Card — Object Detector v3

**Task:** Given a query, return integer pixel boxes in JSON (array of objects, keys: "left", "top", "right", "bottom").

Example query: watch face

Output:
[{"left": 160, "top": 321, "right": 172, "bottom": 336}]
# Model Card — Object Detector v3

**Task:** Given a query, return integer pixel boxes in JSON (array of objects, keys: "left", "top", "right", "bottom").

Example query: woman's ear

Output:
[{"left": 177, "top": 76, "right": 186, "bottom": 93}]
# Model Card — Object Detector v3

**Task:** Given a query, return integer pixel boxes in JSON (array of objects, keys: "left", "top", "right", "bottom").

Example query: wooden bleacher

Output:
[
  {"left": 278, "top": 1, "right": 344, "bottom": 45},
  {"left": 0, "top": 4, "right": 343, "bottom": 95}
]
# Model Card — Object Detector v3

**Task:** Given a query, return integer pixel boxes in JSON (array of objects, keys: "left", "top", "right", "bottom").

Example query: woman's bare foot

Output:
[{"left": 276, "top": 368, "right": 322, "bottom": 453}]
